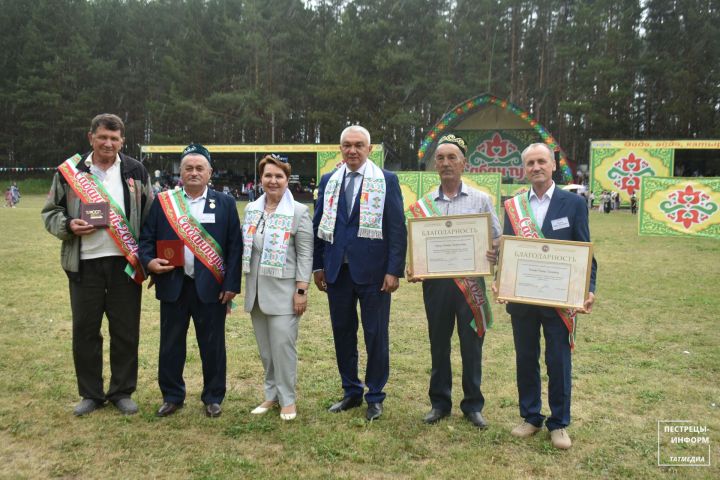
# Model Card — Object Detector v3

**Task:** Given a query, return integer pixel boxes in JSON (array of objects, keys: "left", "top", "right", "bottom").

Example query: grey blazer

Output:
[{"left": 243, "top": 201, "right": 313, "bottom": 315}]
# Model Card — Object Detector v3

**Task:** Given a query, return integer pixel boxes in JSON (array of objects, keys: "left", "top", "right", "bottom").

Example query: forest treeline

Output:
[{"left": 1, "top": 0, "right": 718, "bottom": 168}]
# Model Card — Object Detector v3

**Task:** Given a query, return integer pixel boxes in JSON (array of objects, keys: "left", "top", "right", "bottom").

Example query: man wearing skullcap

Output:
[
  {"left": 407, "top": 134, "right": 501, "bottom": 428},
  {"left": 140, "top": 143, "right": 242, "bottom": 418}
]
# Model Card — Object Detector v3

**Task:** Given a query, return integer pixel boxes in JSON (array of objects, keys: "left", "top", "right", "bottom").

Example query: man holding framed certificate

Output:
[
  {"left": 407, "top": 134, "right": 501, "bottom": 428},
  {"left": 496, "top": 143, "right": 597, "bottom": 449}
]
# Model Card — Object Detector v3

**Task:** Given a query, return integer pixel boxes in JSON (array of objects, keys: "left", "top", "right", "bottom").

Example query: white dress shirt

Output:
[
  {"left": 183, "top": 186, "right": 208, "bottom": 278},
  {"left": 528, "top": 182, "right": 556, "bottom": 229},
  {"left": 80, "top": 154, "right": 125, "bottom": 260}
]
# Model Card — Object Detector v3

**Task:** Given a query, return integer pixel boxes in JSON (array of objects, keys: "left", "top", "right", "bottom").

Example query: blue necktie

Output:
[{"left": 345, "top": 171, "right": 358, "bottom": 216}]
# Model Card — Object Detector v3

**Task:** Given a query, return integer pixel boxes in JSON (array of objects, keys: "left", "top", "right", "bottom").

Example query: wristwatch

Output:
[{"left": 296, "top": 288, "right": 307, "bottom": 295}]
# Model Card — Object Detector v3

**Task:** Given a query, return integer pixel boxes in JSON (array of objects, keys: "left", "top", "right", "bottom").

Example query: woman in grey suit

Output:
[{"left": 241, "top": 155, "right": 313, "bottom": 421}]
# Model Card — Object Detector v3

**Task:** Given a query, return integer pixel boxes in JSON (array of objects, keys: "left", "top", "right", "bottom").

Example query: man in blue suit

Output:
[
  {"left": 313, "top": 125, "right": 407, "bottom": 421},
  {"left": 139, "top": 144, "right": 242, "bottom": 418},
  {"left": 498, "top": 143, "right": 597, "bottom": 449}
]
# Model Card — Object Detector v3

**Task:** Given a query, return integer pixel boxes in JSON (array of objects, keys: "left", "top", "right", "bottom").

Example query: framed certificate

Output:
[
  {"left": 496, "top": 236, "right": 593, "bottom": 309},
  {"left": 407, "top": 214, "right": 492, "bottom": 279}
]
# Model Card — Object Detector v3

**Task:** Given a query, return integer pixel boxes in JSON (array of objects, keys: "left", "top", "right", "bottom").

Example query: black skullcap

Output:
[{"left": 180, "top": 143, "right": 212, "bottom": 167}]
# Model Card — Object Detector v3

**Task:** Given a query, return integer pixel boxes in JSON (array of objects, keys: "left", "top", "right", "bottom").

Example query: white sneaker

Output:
[
  {"left": 550, "top": 428, "right": 572, "bottom": 449},
  {"left": 511, "top": 421, "right": 541, "bottom": 438}
]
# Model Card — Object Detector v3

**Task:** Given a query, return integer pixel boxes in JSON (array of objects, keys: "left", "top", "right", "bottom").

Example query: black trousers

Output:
[
  {"left": 69, "top": 256, "right": 141, "bottom": 402},
  {"left": 158, "top": 276, "right": 227, "bottom": 405},
  {"left": 422, "top": 278, "right": 485, "bottom": 414}
]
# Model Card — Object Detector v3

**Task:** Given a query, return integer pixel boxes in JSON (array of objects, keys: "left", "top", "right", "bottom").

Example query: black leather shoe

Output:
[
  {"left": 423, "top": 408, "right": 450, "bottom": 424},
  {"left": 205, "top": 403, "right": 222, "bottom": 418},
  {"left": 156, "top": 402, "right": 183, "bottom": 417},
  {"left": 366, "top": 402, "right": 383, "bottom": 421},
  {"left": 464, "top": 411, "right": 488, "bottom": 429},
  {"left": 328, "top": 396, "right": 363, "bottom": 413}
]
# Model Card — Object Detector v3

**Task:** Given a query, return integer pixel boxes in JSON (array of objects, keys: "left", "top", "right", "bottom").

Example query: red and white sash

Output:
[
  {"left": 504, "top": 194, "right": 577, "bottom": 350},
  {"left": 58, "top": 154, "right": 145, "bottom": 284},
  {"left": 408, "top": 192, "right": 493, "bottom": 337},
  {"left": 157, "top": 189, "right": 225, "bottom": 284}
]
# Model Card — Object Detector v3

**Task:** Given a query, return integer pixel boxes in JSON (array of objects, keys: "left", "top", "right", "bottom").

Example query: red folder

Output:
[{"left": 157, "top": 240, "right": 184, "bottom": 267}]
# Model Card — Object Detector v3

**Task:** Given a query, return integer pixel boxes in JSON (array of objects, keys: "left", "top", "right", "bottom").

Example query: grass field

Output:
[{"left": 1, "top": 195, "right": 718, "bottom": 479}]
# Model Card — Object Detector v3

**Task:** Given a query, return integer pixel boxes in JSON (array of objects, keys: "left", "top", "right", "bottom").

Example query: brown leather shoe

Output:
[
  {"left": 550, "top": 428, "right": 572, "bottom": 449},
  {"left": 511, "top": 421, "right": 541, "bottom": 438},
  {"left": 205, "top": 403, "right": 222, "bottom": 418},
  {"left": 156, "top": 402, "right": 183, "bottom": 417}
]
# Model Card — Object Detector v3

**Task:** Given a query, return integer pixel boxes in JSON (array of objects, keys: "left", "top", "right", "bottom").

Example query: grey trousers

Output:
[{"left": 250, "top": 303, "right": 299, "bottom": 407}]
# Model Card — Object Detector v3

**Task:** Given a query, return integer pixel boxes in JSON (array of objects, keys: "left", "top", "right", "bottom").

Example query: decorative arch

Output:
[{"left": 418, "top": 93, "right": 573, "bottom": 183}]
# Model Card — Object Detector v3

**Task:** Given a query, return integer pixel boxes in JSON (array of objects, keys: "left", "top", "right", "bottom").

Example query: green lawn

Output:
[{"left": 0, "top": 196, "right": 718, "bottom": 479}]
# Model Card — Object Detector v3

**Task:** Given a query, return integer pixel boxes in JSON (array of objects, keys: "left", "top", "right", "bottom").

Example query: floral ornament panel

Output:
[
  {"left": 640, "top": 177, "right": 720, "bottom": 238},
  {"left": 591, "top": 148, "right": 673, "bottom": 204}
]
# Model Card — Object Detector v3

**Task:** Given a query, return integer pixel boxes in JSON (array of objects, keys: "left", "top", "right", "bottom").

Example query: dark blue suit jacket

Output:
[
  {"left": 503, "top": 186, "right": 597, "bottom": 317},
  {"left": 312, "top": 167, "right": 407, "bottom": 285},
  {"left": 139, "top": 189, "right": 242, "bottom": 303}
]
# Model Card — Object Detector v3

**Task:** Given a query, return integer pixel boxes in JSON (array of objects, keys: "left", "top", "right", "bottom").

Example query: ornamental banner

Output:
[
  {"left": 396, "top": 172, "right": 422, "bottom": 220},
  {"left": 639, "top": 177, "right": 720, "bottom": 238},
  {"left": 315, "top": 148, "right": 383, "bottom": 181},
  {"left": 590, "top": 143, "right": 673, "bottom": 205},
  {"left": 459, "top": 130, "right": 538, "bottom": 181},
  {"left": 501, "top": 184, "right": 531, "bottom": 198}
]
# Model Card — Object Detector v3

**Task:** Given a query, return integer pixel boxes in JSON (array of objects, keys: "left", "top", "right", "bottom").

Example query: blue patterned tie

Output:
[{"left": 345, "top": 171, "right": 358, "bottom": 216}]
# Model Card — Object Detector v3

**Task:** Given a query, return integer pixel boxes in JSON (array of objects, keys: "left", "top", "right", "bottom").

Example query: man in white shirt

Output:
[
  {"left": 498, "top": 143, "right": 597, "bottom": 449},
  {"left": 312, "top": 126, "right": 407, "bottom": 421},
  {"left": 139, "top": 144, "right": 242, "bottom": 418},
  {"left": 42, "top": 114, "right": 154, "bottom": 416}
]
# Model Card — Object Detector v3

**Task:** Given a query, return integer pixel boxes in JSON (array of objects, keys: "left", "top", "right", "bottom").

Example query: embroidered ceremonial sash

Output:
[
  {"left": 504, "top": 194, "right": 577, "bottom": 350},
  {"left": 408, "top": 192, "right": 493, "bottom": 337},
  {"left": 58, "top": 154, "right": 145, "bottom": 284},
  {"left": 157, "top": 189, "right": 225, "bottom": 284}
]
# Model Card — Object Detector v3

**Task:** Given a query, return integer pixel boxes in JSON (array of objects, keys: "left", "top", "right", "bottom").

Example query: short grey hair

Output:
[
  {"left": 340, "top": 125, "right": 371, "bottom": 145},
  {"left": 521, "top": 142, "right": 555, "bottom": 163}
]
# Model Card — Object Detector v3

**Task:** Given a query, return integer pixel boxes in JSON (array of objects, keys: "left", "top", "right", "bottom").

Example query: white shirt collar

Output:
[
  {"left": 85, "top": 153, "right": 121, "bottom": 169},
  {"left": 529, "top": 181, "right": 556, "bottom": 202},
  {"left": 183, "top": 186, "right": 209, "bottom": 201},
  {"left": 347, "top": 160, "right": 368, "bottom": 177}
]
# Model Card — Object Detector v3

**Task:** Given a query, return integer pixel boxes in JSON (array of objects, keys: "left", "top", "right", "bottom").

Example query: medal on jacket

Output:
[{"left": 209, "top": 199, "right": 216, "bottom": 209}]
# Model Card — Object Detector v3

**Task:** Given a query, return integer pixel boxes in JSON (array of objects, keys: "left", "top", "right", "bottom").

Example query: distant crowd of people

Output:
[{"left": 579, "top": 189, "right": 637, "bottom": 215}]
